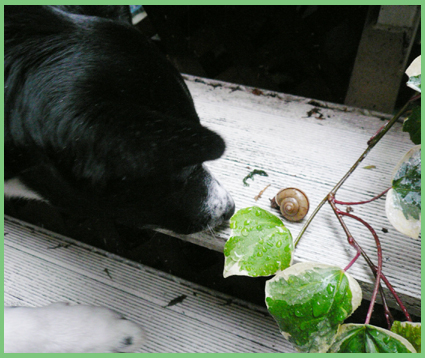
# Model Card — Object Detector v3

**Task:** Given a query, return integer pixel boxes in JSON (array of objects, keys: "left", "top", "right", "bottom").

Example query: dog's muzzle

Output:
[{"left": 202, "top": 165, "right": 236, "bottom": 228}]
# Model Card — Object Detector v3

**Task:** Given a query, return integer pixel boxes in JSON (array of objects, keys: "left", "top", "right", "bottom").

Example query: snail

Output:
[{"left": 270, "top": 188, "right": 309, "bottom": 222}]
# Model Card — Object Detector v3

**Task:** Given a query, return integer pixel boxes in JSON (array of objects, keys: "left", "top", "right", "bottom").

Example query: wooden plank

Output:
[
  {"left": 159, "top": 75, "right": 420, "bottom": 316},
  {"left": 4, "top": 216, "right": 296, "bottom": 353}
]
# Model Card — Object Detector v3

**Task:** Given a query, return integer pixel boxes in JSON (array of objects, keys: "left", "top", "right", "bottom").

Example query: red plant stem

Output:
[
  {"left": 367, "top": 124, "right": 386, "bottom": 145},
  {"left": 336, "top": 209, "right": 412, "bottom": 322},
  {"left": 379, "top": 270, "right": 412, "bottom": 322},
  {"left": 293, "top": 99, "right": 415, "bottom": 326},
  {"left": 328, "top": 196, "right": 402, "bottom": 327},
  {"left": 344, "top": 250, "right": 361, "bottom": 272},
  {"left": 337, "top": 211, "right": 382, "bottom": 325},
  {"left": 383, "top": 298, "right": 395, "bottom": 329},
  {"left": 346, "top": 247, "right": 394, "bottom": 328},
  {"left": 328, "top": 195, "right": 383, "bottom": 324},
  {"left": 332, "top": 225, "right": 393, "bottom": 328},
  {"left": 334, "top": 188, "right": 390, "bottom": 206},
  {"left": 345, "top": 242, "right": 393, "bottom": 327},
  {"left": 410, "top": 93, "right": 421, "bottom": 102}
]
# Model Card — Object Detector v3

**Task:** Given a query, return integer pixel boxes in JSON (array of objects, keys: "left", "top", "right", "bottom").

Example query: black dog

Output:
[
  {"left": 5, "top": 5, "right": 235, "bottom": 234},
  {"left": 4, "top": 5, "right": 235, "bottom": 352}
]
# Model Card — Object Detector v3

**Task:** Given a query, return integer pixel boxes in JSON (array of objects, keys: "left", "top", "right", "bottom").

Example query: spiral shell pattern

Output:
[{"left": 275, "top": 188, "right": 309, "bottom": 222}]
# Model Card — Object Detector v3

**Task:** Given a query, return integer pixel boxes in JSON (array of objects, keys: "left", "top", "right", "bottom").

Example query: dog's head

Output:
[{"left": 5, "top": 6, "right": 235, "bottom": 234}]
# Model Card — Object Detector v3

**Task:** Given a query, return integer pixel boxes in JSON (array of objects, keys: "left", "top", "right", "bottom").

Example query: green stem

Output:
[
  {"left": 332, "top": 100, "right": 411, "bottom": 195},
  {"left": 294, "top": 100, "right": 411, "bottom": 247},
  {"left": 294, "top": 195, "right": 327, "bottom": 247}
]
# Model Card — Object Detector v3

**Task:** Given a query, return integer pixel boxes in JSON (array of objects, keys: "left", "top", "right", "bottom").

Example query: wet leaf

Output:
[
  {"left": 385, "top": 145, "right": 421, "bottom": 238},
  {"left": 405, "top": 56, "right": 421, "bottom": 93},
  {"left": 223, "top": 206, "right": 293, "bottom": 278},
  {"left": 407, "top": 75, "right": 421, "bottom": 93},
  {"left": 391, "top": 321, "right": 421, "bottom": 353},
  {"left": 328, "top": 324, "right": 416, "bottom": 353},
  {"left": 265, "top": 262, "right": 362, "bottom": 352}
]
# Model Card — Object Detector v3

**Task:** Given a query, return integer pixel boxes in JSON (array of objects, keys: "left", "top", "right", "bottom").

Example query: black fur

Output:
[{"left": 5, "top": 5, "right": 233, "bottom": 234}]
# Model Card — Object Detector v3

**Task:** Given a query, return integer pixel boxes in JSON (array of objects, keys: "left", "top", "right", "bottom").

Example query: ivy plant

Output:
[
  {"left": 328, "top": 324, "right": 417, "bottom": 353},
  {"left": 385, "top": 145, "right": 421, "bottom": 239},
  {"left": 265, "top": 263, "right": 362, "bottom": 352},
  {"left": 223, "top": 206, "right": 293, "bottom": 277},
  {"left": 390, "top": 321, "right": 421, "bottom": 353},
  {"left": 223, "top": 56, "right": 421, "bottom": 353}
]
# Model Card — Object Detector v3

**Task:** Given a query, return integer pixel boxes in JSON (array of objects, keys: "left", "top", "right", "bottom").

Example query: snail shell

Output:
[{"left": 275, "top": 188, "right": 309, "bottom": 221}]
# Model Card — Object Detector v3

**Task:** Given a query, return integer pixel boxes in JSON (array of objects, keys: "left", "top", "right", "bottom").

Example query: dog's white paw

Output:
[{"left": 4, "top": 303, "right": 145, "bottom": 353}]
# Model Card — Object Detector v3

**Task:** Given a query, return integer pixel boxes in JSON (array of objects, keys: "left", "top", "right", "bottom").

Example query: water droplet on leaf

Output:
[
  {"left": 326, "top": 284, "right": 335, "bottom": 294},
  {"left": 294, "top": 309, "right": 305, "bottom": 317},
  {"left": 336, "top": 308, "right": 347, "bottom": 322},
  {"left": 312, "top": 300, "right": 326, "bottom": 317},
  {"left": 300, "top": 321, "right": 309, "bottom": 331}
]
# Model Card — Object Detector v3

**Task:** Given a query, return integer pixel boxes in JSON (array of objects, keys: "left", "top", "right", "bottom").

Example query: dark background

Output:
[{"left": 137, "top": 5, "right": 418, "bottom": 109}]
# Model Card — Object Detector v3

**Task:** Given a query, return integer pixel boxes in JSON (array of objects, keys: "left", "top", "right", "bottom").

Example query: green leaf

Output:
[
  {"left": 407, "top": 75, "right": 421, "bottom": 93},
  {"left": 265, "top": 262, "right": 362, "bottom": 352},
  {"left": 391, "top": 321, "right": 421, "bottom": 353},
  {"left": 328, "top": 324, "right": 417, "bottom": 353},
  {"left": 392, "top": 147, "right": 421, "bottom": 212},
  {"left": 405, "top": 56, "right": 421, "bottom": 93},
  {"left": 385, "top": 145, "right": 421, "bottom": 239},
  {"left": 403, "top": 106, "right": 421, "bottom": 144},
  {"left": 223, "top": 206, "right": 293, "bottom": 278}
]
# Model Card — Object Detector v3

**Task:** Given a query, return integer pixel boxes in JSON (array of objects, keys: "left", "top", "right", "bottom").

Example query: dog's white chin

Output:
[{"left": 202, "top": 164, "right": 235, "bottom": 225}]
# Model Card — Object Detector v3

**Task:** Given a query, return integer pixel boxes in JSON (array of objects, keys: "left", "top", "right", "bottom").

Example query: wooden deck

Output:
[
  {"left": 4, "top": 216, "right": 296, "bottom": 353},
  {"left": 4, "top": 75, "right": 420, "bottom": 352},
  {"left": 165, "top": 75, "right": 421, "bottom": 316},
  {"left": 159, "top": 75, "right": 421, "bottom": 315}
]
